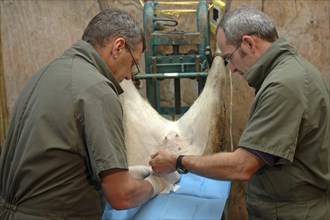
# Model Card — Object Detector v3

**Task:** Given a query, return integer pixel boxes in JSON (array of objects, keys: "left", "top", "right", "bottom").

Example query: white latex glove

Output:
[
  {"left": 163, "top": 171, "right": 181, "bottom": 184},
  {"left": 145, "top": 172, "right": 170, "bottom": 197},
  {"left": 129, "top": 165, "right": 152, "bottom": 180}
]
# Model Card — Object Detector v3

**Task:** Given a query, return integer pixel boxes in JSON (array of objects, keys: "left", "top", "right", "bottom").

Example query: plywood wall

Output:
[
  {"left": 0, "top": 26, "right": 8, "bottom": 148},
  {"left": 0, "top": 0, "right": 329, "bottom": 219}
]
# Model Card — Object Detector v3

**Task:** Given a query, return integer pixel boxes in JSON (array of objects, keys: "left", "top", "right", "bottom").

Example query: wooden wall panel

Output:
[
  {"left": 0, "top": 0, "right": 100, "bottom": 114},
  {"left": 0, "top": 23, "right": 8, "bottom": 151}
]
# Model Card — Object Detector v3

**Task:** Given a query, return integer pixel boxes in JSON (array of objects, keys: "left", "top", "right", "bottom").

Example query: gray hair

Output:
[
  {"left": 82, "top": 9, "right": 145, "bottom": 51},
  {"left": 218, "top": 7, "right": 278, "bottom": 45}
]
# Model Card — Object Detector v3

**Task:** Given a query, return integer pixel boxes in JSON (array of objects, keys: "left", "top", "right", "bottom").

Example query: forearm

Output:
[
  {"left": 101, "top": 170, "right": 154, "bottom": 210},
  {"left": 150, "top": 148, "right": 263, "bottom": 181},
  {"left": 111, "top": 179, "right": 153, "bottom": 209},
  {"left": 182, "top": 151, "right": 249, "bottom": 181}
]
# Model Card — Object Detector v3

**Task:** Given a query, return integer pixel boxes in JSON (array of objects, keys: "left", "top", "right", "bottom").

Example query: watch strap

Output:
[{"left": 176, "top": 155, "right": 188, "bottom": 174}]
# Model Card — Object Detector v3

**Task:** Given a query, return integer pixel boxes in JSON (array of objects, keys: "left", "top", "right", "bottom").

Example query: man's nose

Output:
[{"left": 125, "top": 73, "right": 133, "bottom": 80}]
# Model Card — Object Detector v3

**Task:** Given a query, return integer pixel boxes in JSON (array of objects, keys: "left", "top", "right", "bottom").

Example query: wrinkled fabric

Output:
[
  {"left": 239, "top": 38, "right": 329, "bottom": 219},
  {"left": 0, "top": 40, "right": 127, "bottom": 219}
]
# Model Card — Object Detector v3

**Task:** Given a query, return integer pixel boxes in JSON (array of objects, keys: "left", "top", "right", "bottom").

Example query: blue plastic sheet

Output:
[{"left": 102, "top": 173, "right": 231, "bottom": 220}]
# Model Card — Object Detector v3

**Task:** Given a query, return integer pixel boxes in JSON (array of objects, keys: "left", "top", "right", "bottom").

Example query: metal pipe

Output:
[
  {"left": 133, "top": 72, "right": 208, "bottom": 80},
  {"left": 174, "top": 78, "right": 181, "bottom": 115}
]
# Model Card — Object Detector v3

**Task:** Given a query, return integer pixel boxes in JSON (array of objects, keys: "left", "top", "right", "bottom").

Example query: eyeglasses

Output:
[
  {"left": 223, "top": 42, "right": 242, "bottom": 66},
  {"left": 125, "top": 45, "right": 141, "bottom": 76}
]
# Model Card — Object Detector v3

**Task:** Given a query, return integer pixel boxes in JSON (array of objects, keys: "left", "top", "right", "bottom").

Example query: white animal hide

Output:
[{"left": 119, "top": 53, "right": 227, "bottom": 166}]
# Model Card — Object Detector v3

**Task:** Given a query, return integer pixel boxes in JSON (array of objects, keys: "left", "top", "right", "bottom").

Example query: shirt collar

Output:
[
  {"left": 67, "top": 40, "right": 124, "bottom": 95},
  {"left": 244, "top": 37, "right": 297, "bottom": 91}
]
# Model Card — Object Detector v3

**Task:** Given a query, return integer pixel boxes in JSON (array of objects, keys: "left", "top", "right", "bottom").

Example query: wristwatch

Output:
[{"left": 176, "top": 155, "right": 188, "bottom": 174}]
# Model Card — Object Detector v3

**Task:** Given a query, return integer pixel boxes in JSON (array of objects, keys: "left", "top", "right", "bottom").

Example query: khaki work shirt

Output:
[
  {"left": 239, "top": 38, "right": 329, "bottom": 219},
  {"left": 0, "top": 40, "right": 127, "bottom": 219}
]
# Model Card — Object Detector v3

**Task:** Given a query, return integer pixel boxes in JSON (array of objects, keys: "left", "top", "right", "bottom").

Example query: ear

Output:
[
  {"left": 242, "top": 35, "right": 255, "bottom": 52},
  {"left": 112, "top": 37, "right": 126, "bottom": 58}
]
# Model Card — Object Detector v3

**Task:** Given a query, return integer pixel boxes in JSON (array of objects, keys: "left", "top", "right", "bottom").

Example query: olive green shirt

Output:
[
  {"left": 0, "top": 40, "right": 127, "bottom": 219},
  {"left": 239, "top": 38, "right": 329, "bottom": 219}
]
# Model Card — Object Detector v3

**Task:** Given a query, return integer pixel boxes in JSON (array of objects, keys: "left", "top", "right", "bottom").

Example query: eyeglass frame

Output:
[
  {"left": 125, "top": 44, "right": 141, "bottom": 76},
  {"left": 223, "top": 41, "right": 242, "bottom": 66},
  {"left": 222, "top": 33, "right": 257, "bottom": 66}
]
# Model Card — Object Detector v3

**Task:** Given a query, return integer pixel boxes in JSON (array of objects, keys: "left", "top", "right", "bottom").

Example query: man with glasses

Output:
[
  {"left": 149, "top": 7, "right": 329, "bottom": 219},
  {"left": 0, "top": 9, "right": 179, "bottom": 219},
  {"left": 126, "top": 45, "right": 141, "bottom": 76}
]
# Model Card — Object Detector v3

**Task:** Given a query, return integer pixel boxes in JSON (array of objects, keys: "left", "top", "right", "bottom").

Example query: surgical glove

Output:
[
  {"left": 145, "top": 172, "right": 169, "bottom": 197},
  {"left": 163, "top": 171, "right": 181, "bottom": 184},
  {"left": 129, "top": 165, "right": 152, "bottom": 180}
]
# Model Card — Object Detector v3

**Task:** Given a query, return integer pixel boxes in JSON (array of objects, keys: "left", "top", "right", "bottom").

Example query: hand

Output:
[
  {"left": 149, "top": 150, "right": 177, "bottom": 174},
  {"left": 163, "top": 171, "right": 181, "bottom": 184},
  {"left": 145, "top": 172, "right": 171, "bottom": 197},
  {"left": 129, "top": 165, "right": 152, "bottom": 180}
]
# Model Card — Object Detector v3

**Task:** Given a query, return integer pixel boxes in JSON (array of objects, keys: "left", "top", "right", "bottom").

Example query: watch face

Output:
[
  {"left": 177, "top": 168, "right": 184, "bottom": 174},
  {"left": 177, "top": 167, "right": 188, "bottom": 174}
]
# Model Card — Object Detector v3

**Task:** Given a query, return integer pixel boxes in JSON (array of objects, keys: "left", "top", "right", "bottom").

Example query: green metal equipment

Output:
[{"left": 134, "top": 0, "right": 213, "bottom": 119}]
